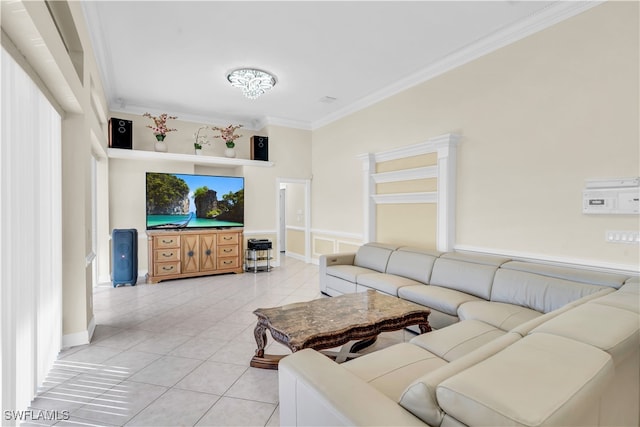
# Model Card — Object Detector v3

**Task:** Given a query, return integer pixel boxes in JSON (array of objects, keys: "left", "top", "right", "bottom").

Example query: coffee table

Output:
[{"left": 250, "top": 290, "right": 431, "bottom": 369}]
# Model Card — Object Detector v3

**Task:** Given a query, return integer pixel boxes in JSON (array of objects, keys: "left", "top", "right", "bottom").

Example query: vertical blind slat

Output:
[{"left": 1, "top": 47, "right": 62, "bottom": 421}]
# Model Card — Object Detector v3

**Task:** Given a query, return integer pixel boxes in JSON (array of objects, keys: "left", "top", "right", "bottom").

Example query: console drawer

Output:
[
  {"left": 154, "top": 261, "right": 181, "bottom": 276},
  {"left": 218, "top": 257, "right": 240, "bottom": 269},
  {"left": 154, "top": 235, "right": 180, "bottom": 249},
  {"left": 218, "top": 233, "right": 239, "bottom": 245},
  {"left": 217, "top": 245, "right": 239, "bottom": 257},
  {"left": 155, "top": 249, "right": 179, "bottom": 262}
]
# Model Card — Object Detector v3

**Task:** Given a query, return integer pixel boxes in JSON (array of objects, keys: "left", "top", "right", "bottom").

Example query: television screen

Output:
[{"left": 146, "top": 172, "right": 244, "bottom": 230}]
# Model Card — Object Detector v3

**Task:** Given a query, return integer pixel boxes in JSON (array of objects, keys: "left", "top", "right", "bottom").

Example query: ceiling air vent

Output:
[{"left": 319, "top": 96, "right": 338, "bottom": 104}]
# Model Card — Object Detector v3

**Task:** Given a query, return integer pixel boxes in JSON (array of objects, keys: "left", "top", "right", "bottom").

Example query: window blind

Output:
[{"left": 1, "top": 46, "right": 62, "bottom": 419}]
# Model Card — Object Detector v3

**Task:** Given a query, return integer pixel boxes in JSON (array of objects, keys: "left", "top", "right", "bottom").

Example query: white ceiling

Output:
[{"left": 82, "top": 1, "right": 595, "bottom": 130}]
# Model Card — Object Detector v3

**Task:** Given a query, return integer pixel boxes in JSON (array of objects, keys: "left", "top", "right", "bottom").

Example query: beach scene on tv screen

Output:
[{"left": 146, "top": 172, "right": 244, "bottom": 229}]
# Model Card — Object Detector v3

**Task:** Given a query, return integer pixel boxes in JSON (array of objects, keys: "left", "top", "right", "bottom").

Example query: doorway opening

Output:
[{"left": 276, "top": 178, "right": 311, "bottom": 264}]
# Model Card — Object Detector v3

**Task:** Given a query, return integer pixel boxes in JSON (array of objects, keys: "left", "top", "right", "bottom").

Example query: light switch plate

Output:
[{"left": 606, "top": 230, "right": 640, "bottom": 244}]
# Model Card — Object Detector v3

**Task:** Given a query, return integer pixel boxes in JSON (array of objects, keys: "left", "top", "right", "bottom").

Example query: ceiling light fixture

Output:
[{"left": 226, "top": 68, "right": 277, "bottom": 99}]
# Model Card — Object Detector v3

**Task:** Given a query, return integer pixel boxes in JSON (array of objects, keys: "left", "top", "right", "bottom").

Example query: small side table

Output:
[{"left": 245, "top": 247, "right": 272, "bottom": 273}]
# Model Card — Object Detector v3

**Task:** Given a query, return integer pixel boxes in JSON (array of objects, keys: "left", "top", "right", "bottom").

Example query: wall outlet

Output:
[{"left": 605, "top": 230, "right": 640, "bottom": 244}]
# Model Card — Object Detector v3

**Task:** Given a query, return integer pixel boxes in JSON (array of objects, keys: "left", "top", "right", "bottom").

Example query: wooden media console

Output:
[{"left": 147, "top": 228, "right": 243, "bottom": 283}]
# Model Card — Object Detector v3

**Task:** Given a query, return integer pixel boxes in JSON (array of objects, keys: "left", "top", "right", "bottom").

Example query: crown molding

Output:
[
  {"left": 84, "top": 1, "right": 603, "bottom": 133},
  {"left": 311, "top": 0, "right": 604, "bottom": 130},
  {"left": 81, "top": 2, "right": 114, "bottom": 109}
]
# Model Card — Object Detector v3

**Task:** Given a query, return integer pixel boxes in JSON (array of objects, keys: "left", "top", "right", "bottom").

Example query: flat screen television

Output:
[{"left": 146, "top": 172, "right": 244, "bottom": 230}]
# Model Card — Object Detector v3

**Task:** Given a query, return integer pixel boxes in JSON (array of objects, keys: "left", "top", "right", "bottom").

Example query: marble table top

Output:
[{"left": 252, "top": 290, "right": 431, "bottom": 352}]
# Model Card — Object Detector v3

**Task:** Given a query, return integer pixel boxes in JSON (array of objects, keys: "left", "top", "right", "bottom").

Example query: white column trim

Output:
[
  {"left": 371, "top": 165, "right": 438, "bottom": 183},
  {"left": 357, "top": 153, "right": 376, "bottom": 243},
  {"left": 372, "top": 192, "right": 438, "bottom": 204},
  {"left": 359, "top": 133, "right": 460, "bottom": 251},
  {"left": 436, "top": 136, "right": 459, "bottom": 251}
]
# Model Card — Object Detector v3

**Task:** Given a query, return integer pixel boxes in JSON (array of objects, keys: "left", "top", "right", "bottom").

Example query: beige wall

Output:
[
  {"left": 108, "top": 119, "right": 312, "bottom": 272},
  {"left": 4, "top": 0, "right": 638, "bottom": 353},
  {"left": 2, "top": 1, "right": 112, "bottom": 343},
  {"left": 311, "top": 2, "right": 639, "bottom": 271}
]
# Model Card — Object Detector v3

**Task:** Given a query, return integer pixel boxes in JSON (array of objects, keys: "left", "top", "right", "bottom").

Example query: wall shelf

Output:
[{"left": 107, "top": 148, "right": 274, "bottom": 168}]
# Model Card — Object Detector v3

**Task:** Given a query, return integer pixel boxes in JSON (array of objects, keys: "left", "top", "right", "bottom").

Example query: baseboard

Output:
[
  {"left": 284, "top": 251, "right": 307, "bottom": 262},
  {"left": 62, "top": 316, "right": 95, "bottom": 349}
]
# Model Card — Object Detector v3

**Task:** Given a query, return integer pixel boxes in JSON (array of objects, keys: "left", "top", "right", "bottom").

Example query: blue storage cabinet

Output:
[{"left": 112, "top": 228, "right": 138, "bottom": 287}]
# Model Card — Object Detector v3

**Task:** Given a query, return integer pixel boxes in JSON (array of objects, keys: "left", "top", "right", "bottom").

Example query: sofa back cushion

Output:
[
  {"left": 501, "top": 261, "right": 629, "bottom": 289},
  {"left": 429, "top": 252, "right": 509, "bottom": 300},
  {"left": 591, "top": 283, "right": 639, "bottom": 313},
  {"left": 353, "top": 243, "right": 398, "bottom": 272},
  {"left": 491, "top": 265, "right": 610, "bottom": 313},
  {"left": 510, "top": 287, "right": 613, "bottom": 336},
  {"left": 398, "top": 332, "right": 520, "bottom": 426},
  {"left": 385, "top": 247, "right": 440, "bottom": 284}
]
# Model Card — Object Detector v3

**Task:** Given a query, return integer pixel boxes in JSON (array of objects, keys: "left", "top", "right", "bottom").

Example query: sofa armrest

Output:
[
  {"left": 279, "top": 349, "right": 427, "bottom": 426},
  {"left": 319, "top": 253, "right": 356, "bottom": 293},
  {"left": 320, "top": 252, "right": 356, "bottom": 268}
]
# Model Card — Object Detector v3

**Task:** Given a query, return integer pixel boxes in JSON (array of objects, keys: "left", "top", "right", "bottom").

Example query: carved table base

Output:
[{"left": 249, "top": 290, "right": 431, "bottom": 369}]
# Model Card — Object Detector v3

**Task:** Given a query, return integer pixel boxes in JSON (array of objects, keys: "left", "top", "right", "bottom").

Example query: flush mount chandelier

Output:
[{"left": 226, "top": 68, "right": 277, "bottom": 99}]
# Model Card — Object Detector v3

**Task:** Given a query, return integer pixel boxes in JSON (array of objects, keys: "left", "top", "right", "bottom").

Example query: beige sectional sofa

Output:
[{"left": 280, "top": 243, "right": 639, "bottom": 426}]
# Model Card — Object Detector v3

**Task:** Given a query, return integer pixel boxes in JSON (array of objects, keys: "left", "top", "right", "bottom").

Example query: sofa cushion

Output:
[
  {"left": 343, "top": 342, "right": 447, "bottom": 401},
  {"left": 410, "top": 320, "right": 506, "bottom": 361},
  {"left": 353, "top": 243, "right": 398, "bottom": 272},
  {"left": 457, "top": 301, "right": 542, "bottom": 331},
  {"left": 500, "top": 260, "right": 630, "bottom": 289},
  {"left": 429, "top": 252, "right": 509, "bottom": 300},
  {"left": 509, "top": 287, "right": 614, "bottom": 336},
  {"left": 531, "top": 302, "right": 640, "bottom": 364},
  {"left": 491, "top": 268, "right": 608, "bottom": 314},
  {"left": 593, "top": 282, "right": 639, "bottom": 313},
  {"left": 398, "top": 284, "right": 483, "bottom": 317},
  {"left": 278, "top": 348, "right": 428, "bottom": 427},
  {"left": 399, "top": 333, "right": 521, "bottom": 426},
  {"left": 386, "top": 247, "right": 440, "bottom": 284},
  {"left": 326, "top": 265, "right": 376, "bottom": 283},
  {"left": 355, "top": 273, "right": 422, "bottom": 296},
  {"left": 623, "top": 276, "right": 639, "bottom": 288},
  {"left": 436, "top": 333, "right": 614, "bottom": 427}
]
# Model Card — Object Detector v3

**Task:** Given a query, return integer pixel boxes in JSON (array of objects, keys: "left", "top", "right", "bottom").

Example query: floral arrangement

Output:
[
  {"left": 193, "top": 126, "right": 210, "bottom": 149},
  {"left": 143, "top": 112, "right": 178, "bottom": 140},
  {"left": 211, "top": 124, "right": 243, "bottom": 148}
]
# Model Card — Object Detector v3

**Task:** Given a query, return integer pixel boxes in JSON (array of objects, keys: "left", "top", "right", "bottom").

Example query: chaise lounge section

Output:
[{"left": 280, "top": 243, "right": 639, "bottom": 426}]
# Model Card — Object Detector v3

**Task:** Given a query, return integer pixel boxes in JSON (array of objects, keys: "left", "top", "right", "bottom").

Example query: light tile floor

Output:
[{"left": 26, "top": 256, "right": 414, "bottom": 426}]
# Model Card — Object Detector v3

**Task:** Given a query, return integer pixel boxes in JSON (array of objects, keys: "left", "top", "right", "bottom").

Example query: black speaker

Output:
[
  {"left": 112, "top": 229, "right": 138, "bottom": 287},
  {"left": 251, "top": 135, "right": 269, "bottom": 161},
  {"left": 109, "top": 117, "right": 133, "bottom": 149}
]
